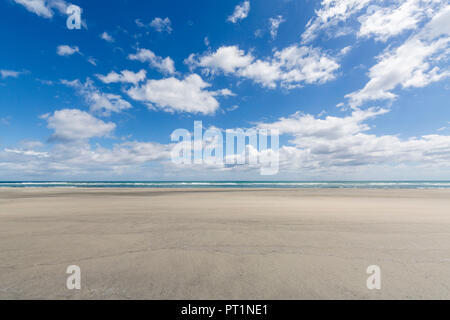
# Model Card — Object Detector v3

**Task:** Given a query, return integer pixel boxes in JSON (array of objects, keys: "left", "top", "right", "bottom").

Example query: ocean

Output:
[{"left": 1, "top": 181, "right": 450, "bottom": 189}]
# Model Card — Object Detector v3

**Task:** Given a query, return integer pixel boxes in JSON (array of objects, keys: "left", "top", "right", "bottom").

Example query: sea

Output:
[{"left": 1, "top": 181, "right": 450, "bottom": 189}]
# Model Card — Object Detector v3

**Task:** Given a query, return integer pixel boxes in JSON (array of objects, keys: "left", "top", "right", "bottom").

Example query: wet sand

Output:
[{"left": 0, "top": 188, "right": 449, "bottom": 299}]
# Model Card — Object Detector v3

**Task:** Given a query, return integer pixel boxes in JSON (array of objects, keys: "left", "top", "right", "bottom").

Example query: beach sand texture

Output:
[{"left": 0, "top": 188, "right": 449, "bottom": 299}]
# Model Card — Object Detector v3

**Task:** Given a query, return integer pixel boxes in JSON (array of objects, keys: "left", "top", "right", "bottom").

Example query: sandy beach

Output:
[{"left": 0, "top": 188, "right": 449, "bottom": 300}]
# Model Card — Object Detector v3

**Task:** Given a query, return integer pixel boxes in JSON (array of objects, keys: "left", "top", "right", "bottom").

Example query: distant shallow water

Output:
[{"left": 1, "top": 181, "right": 450, "bottom": 189}]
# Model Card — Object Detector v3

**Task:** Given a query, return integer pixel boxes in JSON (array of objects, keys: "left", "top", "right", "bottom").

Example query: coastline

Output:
[
  {"left": 1, "top": 188, "right": 450, "bottom": 299},
  {"left": 2, "top": 180, "right": 450, "bottom": 189}
]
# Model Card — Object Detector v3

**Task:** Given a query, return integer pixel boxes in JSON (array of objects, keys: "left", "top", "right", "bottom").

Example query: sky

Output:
[{"left": 0, "top": 0, "right": 449, "bottom": 180}]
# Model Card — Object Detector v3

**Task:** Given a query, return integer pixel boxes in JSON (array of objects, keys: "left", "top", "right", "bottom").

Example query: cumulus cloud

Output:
[
  {"left": 258, "top": 107, "right": 388, "bottom": 138},
  {"left": 301, "top": 0, "right": 443, "bottom": 44},
  {"left": 0, "top": 110, "right": 172, "bottom": 179},
  {"left": 13, "top": 0, "right": 68, "bottom": 18},
  {"left": 57, "top": 45, "right": 80, "bottom": 56},
  {"left": 257, "top": 107, "right": 450, "bottom": 171},
  {"left": 149, "top": 17, "right": 172, "bottom": 33},
  {"left": 128, "top": 48, "right": 176, "bottom": 75},
  {"left": 42, "top": 109, "right": 115, "bottom": 141},
  {"left": 269, "top": 15, "right": 285, "bottom": 39},
  {"left": 228, "top": 1, "right": 250, "bottom": 23},
  {"left": 301, "top": 0, "right": 372, "bottom": 44},
  {"left": 13, "top": 0, "right": 87, "bottom": 29},
  {"left": 340, "top": 46, "right": 352, "bottom": 55},
  {"left": 127, "top": 74, "right": 232, "bottom": 115},
  {"left": 0, "top": 139, "right": 172, "bottom": 180},
  {"left": 3, "top": 105, "right": 450, "bottom": 179},
  {"left": 90, "top": 141, "right": 171, "bottom": 164},
  {"left": 347, "top": 4, "right": 450, "bottom": 107},
  {"left": 275, "top": 45, "right": 340, "bottom": 87},
  {"left": 185, "top": 46, "right": 254, "bottom": 74},
  {"left": 186, "top": 45, "right": 340, "bottom": 88},
  {"left": 96, "top": 70, "right": 146, "bottom": 85},
  {"left": 358, "top": 1, "right": 422, "bottom": 41},
  {"left": 100, "top": 32, "right": 115, "bottom": 42},
  {"left": 62, "top": 79, "right": 132, "bottom": 115},
  {"left": 236, "top": 59, "right": 281, "bottom": 88}
]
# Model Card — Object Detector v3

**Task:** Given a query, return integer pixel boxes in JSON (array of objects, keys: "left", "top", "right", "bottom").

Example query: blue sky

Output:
[{"left": 0, "top": 0, "right": 449, "bottom": 180}]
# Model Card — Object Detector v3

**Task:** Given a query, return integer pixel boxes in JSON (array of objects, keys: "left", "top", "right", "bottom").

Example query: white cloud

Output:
[
  {"left": 0, "top": 139, "right": 173, "bottom": 180},
  {"left": 13, "top": 0, "right": 68, "bottom": 18},
  {"left": 269, "top": 15, "right": 285, "bottom": 39},
  {"left": 135, "top": 19, "right": 145, "bottom": 28},
  {"left": 237, "top": 59, "right": 280, "bottom": 88},
  {"left": 128, "top": 48, "right": 176, "bottom": 75},
  {"left": 258, "top": 107, "right": 388, "bottom": 137},
  {"left": 87, "top": 57, "right": 97, "bottom": 66},
  {"left": 227, "top": 105, "right": 240, "bottom": 112},
  {"left": 257, "top": 107, "right": 450, "bottom": 171},
  {"left": 347, "top": 4, "right": 450, "bottom": 107},
  {"left": 62, "top": 79, "right": 132, "bottom": 115},
  {"left": 301, "top": 0, "right": 444, "bottom": 44},
  {"left": 254, "top": 29, "right": 263, "bottom": 38},
  {"left": 88, "top": 141, "right": 171, "bottom": 164},
  {"left": 187, "top": 45, "right": 340, "bottom": 88},
  {"left": 0, "top": 70, "right": 23, "bottom": 79},
  {"left": 301, "top": 0, "right": 372, "bottom": 44},
  {"left": 5, "top": 148, "right": 49, "bottom": 158},
  {"left": 274, "top": 45, "right": 340, "bottom": 87},
  {"left": 340, "top": 46, "right": 352, "bottom": 55},
  {"left": 96, "top": 70, "right": 146, "bottom": 85},
  {"left": 100, "top": 32, "right": 115, "bottom": 42},
  {"left": 227, "top": 1, "right": 250, "bottom": 23},
  {"left": 358, "top": 1, "right": 427, "bottom": 41},
  {"left": 57, "top": 45, "right": 80, "bottom": 56},
  {"left": 42, "top": 109, "right": 115, "bottom": 141},
  {"left": 185, "top": 46, "right": 254, "bottom": 74},
  {"left": 149, "top": 17, "right": 172, "bottom": 33},
  {"left": 127, "top": 74, "right": 232, "bottom": 115},
  {"left": 3, "top": 105, "right": 450, "bottom": 179}
]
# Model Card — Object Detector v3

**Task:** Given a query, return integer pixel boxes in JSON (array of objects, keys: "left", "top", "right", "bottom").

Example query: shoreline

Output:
[{"left": 2, "top": 180, "right": 450, "bottom": 191}]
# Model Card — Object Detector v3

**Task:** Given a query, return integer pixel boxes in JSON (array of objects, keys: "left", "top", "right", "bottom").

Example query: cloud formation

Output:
[
  {"left": 358, "top": 1, "right": 425, "bottom": 42},
  {"left": 228, "top": 1, "right": 250, "bottom": 23},
  {"left": 127, "top": 74, "right": 233, "bottom": 115},
  {"left": 42, "top": 109, "right": 116, "bottom": 141},
  {"left": 13, "top": 0, "right": 68, "bottom": 18},
  {"left": 0, "top": 70, "right": 25, "bottom": 79},
  {"left": 347, "top": 4, "right": 450, "bottom": 107},
  {"left": 96, "top": 70, "right": 147, "bottom": 85},
  {"left": 269, "top": 15, "right": 285, "bottom": 39},
  {"left": 57, "top": 45, "right": 80, "bottom": 56},
  {"left": 62, "top": 79, "right": 132, "bottom": 115},
  {"left": 149, "top": 17, "right": 172, "bottom": 33},
  {"left": 301, "top": 0, "right": 371, "bottom": 44},
  {"left": 100, "top": 32, "right": 115, "bottom": 42},
  {"left": 128, "top": 48, "right": 176, "bottom": 74},
  {"left": 3, "top": 104, "right": 450, "bottom": 180},
  {"left": 186, "top": 45, "right": 340, "bottom": 88},
  {"left": 257, "top": 107, "right": 450, "bottom": 171}
]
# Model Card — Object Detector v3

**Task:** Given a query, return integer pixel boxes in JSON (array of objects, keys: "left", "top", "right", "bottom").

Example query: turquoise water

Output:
[{"left": 1, "top": 181, "right": 450, "bottom": 189}]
